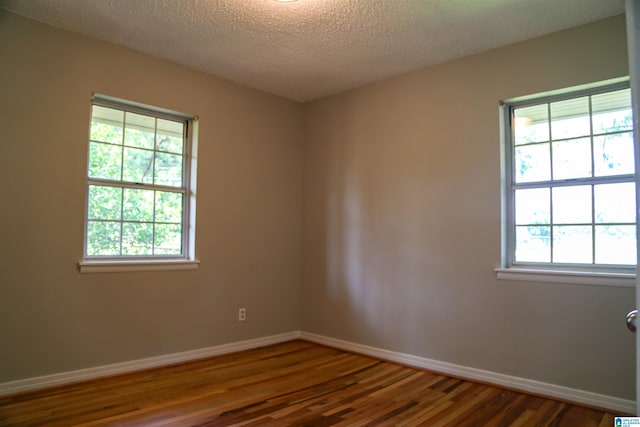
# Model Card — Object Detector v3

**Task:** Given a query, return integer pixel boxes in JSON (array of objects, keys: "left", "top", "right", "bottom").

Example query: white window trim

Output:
[
  {"left": 79, "top": 94, "right": 199, "bottom": 273},
  {"left": 498, "top": 77, "right": 637, "bottom": 284},
  {"left": 495, "top": 267, "right": 635, "bottom": 287},
  {"left": 79, "top": 259, "right": 200, "bottom": 274}
]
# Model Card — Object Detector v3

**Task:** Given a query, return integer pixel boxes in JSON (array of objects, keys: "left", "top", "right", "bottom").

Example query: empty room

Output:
[{"left": 0, "top": 0, "right": 638, "bottom": 425}]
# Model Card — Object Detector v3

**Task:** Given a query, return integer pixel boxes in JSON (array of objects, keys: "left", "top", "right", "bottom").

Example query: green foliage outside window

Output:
[{"left": 86, "top": 104, "right": 186, "bottom": 257}]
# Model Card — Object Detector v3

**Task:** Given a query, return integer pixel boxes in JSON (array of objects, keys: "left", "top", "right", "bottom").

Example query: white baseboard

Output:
[
  {"left": 0, "top": 331, "right": 300, "bottom": 397},
  {"left": 1, "top": 330, "right": 634, "bottom": 415},
  {"left": 300, "top": 331, "right": 636, "bottom": 415}
]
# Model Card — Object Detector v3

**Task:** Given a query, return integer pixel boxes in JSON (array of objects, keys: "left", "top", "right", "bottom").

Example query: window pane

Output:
[
  {"left": 123, "top": 147, "right": 154, "bottom": 184},
  {"left": 124, "top": 112, "right": 155, "bottom": 149},
  {"left": 552, "top": 186, "right": 592, "bottom": 224},
  {"left": 123, "top": 188, "right": 154, "bottom": 222},
  {"left": 592, "top": 89, "right": 633, "bottom": 134},
  {"left": 553, "top": 226, "right": 592, "bottom": 264},
  {"left": 86, "top": 98, "right": 193, "bottom": 261},
  {"left": 514, "top": 143, "right": 550, "bottom": 183},
  {"left": 87, "top": 221, "right": 121, "bottom": 256},
  {"left": 515, "top": 226, "right": 550, "bottom": 262},
  {"left": 515, "top": 188, "right": 549, "bottom": 225},
  {"left": 156, "top": 191, "right": 183, "bottom": 223},
  {"left": 550, "top": 97, "right": 590, "bottom": 140},
  {"left": 90, "top": 105, "right": 123, "bottom": 144},
  {"left": 154, "top": 224, "right": 182, "bottom": 255},
  {"left": 88, "top": 185, "right": 122, "bottom": 220},
  {"left": 593, "top": 132, "right": 635, "bottom": 177},
  {"left": 155, "top": 152, "right": 183, "bottom": 187},
  {"left": 506, "top": 85, "right": 636, "bottom": 269},
  {"left": 594, "top": 182, "right": 636, "bottom": 223},
  {"left": 514, "top": 104, "right": 549, "bottom": 145},
  {"left": 552, "top": 138, "right": 591, "bottom": 180},
  {"left": 157, "top": 119, "right": 184, "bottom": 154},
  {"left": 595, "top": 225, "right": 636, "bottom": 265},
  {"left": 122, "top": 222, "right": 153, "bottom": 255},
  {"left": 89, "top": 142, "right": 122, "bottom": 180}
]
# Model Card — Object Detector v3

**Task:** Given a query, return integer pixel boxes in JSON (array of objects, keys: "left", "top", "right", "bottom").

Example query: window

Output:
[
  {"left": 80, "top": 94, "right": 198, "bottom": 272},
  {"left": 500, "top": 80, "right": 636, "bottom": 277}
]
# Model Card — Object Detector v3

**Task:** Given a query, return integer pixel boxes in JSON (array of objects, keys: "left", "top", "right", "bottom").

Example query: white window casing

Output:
[
  {"left": 79, "top": 94, "right": 199, "bottom": 273},
  {"left": 499, "top": 78, "right": 636, "bottom": 286}
]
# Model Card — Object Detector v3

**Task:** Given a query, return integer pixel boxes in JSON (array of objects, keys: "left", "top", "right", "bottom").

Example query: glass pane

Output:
[
  {"left": 88, "top": 185, "right": 122, "bottom": 220},
  {"left": 594, "top": 182, "right": 636, "bottom": 223},
  {"left": 595, "top": 225, "right": 636, "bottom": 265},
  {"left": 155, "top": 191, "right": 183, "bottom": 223},
  {"left": 89, "top": 142, "right": 122, "bottom": 180},
  {"left": 124, "top": 112, "right": 155, "bottom": 149},
  {"left": 553, "top": 226, "right": 592, "bottom": 264},
  {"left": 550, "top": 97, "right": 590, "bottom": 140},
  {"left": 157, "top": 119, "right": 184, "bottom": 154},
  {"left": 514, "top": 143, "right": 550, "bottom": 183},
  {"left": 87, "top": 220, "right": 121, "bottom": 256},
  {"left": 515, "top": 188, "right": 549, "bottom": 225},
  {"left": 514, "top": 104, "right": 549, "bottom": 145},
  {"left": 552, "top": 186, "right": 592, "bottom": 224},
  {"left": 122, "top": 222, "right": 153, "bottom": 255},
  {"left": 90, "top": 105, "right": 123, "bottom": 144},
  {"left": 592, "top": 89, "right": 633, "bottom": 134},
  {"left": 593, "top": 132, "right": 635, "bottom": 177},
  {"left": 515, "top": 226, "right": 550, "bottom": 262},
  {"left": 123, "top": 147, "right": 154, "bottom": 184},
  {"left": 154, "top": 224, "right": 182, "bottom": 255},
  {"left": 155, "top": 152, "right": 183, "bottom": 187},
  {"left": 123, "top": 188, "right": 154, "bottom": 222},
  {"left": 552, "top": 138, "right": 591, "bottom": 180}
]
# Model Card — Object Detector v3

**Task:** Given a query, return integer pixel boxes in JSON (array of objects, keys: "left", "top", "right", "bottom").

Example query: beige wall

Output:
[
  {"left": 0, "top": 9, "right": 635, "bottom": 401},
  {"left": 0, "top": 10, "right": 302, "bottom": 381},
  {"left": 301, "top": 15, "right": 635, "bottom": 399}
]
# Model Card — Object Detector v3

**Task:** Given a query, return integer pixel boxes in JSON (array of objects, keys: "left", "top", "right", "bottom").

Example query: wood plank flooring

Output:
[{"left": 0, "top": 340, "right": 619, "bottom": 426}]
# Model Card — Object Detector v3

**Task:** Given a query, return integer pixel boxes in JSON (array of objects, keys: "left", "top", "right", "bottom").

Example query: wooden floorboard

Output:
[{"left": 0, "top": 340, "right": 619, "bottom": 426}]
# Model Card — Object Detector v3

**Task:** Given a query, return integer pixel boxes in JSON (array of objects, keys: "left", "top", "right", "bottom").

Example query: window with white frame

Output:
[
  {"left": 83, "top": 94, "right": 197, "bottom": 264},
  {"left": 501, "top": 81, "right": 636, "bottom": 271}
]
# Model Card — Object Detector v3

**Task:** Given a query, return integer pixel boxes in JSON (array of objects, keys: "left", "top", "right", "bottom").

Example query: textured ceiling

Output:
[{"left": 0, "top": 0, "right": 625, "bottom": 102}]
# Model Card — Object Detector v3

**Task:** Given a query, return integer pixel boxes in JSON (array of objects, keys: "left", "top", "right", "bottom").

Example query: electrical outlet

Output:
[{"left": 238, "top": 307, "right": 247, "bottom": 322}]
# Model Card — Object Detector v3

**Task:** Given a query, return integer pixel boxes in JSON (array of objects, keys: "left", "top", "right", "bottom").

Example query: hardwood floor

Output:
[{"left": 0, "top": 340, "right": 619, "bottom": 426}]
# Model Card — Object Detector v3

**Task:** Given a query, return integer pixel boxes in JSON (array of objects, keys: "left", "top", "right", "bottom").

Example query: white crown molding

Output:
[
  {"left": 0, "top": 331, "right": 300, "bottom": 397},
  {"left": 300, "top": 331, "right": 636, "bottom": 415}
]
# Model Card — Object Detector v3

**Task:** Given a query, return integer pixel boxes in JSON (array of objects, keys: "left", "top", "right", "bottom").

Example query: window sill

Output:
[
  {"left": 495, "top": 267, "right": 635, "bottom": 288},
  {"left": 79, "top": 259, "right": 200, "bottom": 274}
]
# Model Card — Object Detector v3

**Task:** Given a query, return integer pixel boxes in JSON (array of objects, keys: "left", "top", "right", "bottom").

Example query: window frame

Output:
[
  {"left": 79, "top": 94, "right": 199, "bottom": 273},
  {"left": 498, "top": 78, "right": 636, "bottom": 285}
]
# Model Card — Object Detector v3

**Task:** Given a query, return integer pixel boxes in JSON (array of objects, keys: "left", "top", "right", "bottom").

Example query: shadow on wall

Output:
[{"left": 312, "top": 97, "right": 472, "bottom": 354}]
